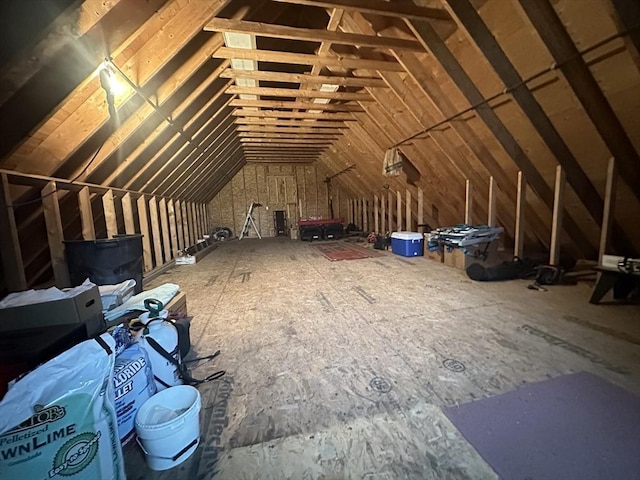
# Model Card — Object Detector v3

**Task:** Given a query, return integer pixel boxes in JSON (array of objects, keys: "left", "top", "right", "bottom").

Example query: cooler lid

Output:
[{"left": 391, "top": 231, "right": 423, "bottom": 240}]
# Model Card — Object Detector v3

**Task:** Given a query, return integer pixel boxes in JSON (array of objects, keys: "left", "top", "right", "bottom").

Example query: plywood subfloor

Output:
[{"left": 125, "top": 238, "right": 640, "bottom": 480}]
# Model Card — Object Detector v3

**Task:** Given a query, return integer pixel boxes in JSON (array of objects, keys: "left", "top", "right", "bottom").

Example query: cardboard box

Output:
[
  {"left": 424, "top": 247, "right": 444, "bottom": 263},
  {"left": 0, "top": 286, "right": 104, "bottom": 336},
  {"left": 444, "top": 241, "right": 499, "bottom": 271}
]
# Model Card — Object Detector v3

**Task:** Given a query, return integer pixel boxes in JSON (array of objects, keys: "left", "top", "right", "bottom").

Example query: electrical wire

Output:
[
  {"left": 8, "top": 139, "right": 107, "bottom": 208},
  {"left": 391, "top": 23, "right": 640, "bottom": 149}
]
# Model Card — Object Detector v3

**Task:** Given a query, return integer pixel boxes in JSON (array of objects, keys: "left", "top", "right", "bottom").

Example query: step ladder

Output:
[{"left": 239, "top": 202, "right": 262, "bottom": 240}]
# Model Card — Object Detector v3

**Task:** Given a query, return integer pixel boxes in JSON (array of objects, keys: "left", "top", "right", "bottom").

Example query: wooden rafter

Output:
[
  {"left": 234, "top": 118, "right": 347, "bottom": 127},
  {"left": 0, "top": 0, "right": 169, "bottom": 160},
  {"left": 239, "top": 133, "right": 339, "bottom": 139},
  {"left": 237, "top": 125, "right": 345, "bottom": 134},
  {"left": 443, "top": 0, "right": 635, "bottom": 253},
  {"left": 270, "top": 0, "right": 452, "bottom": 22},
  {"left": 88, "top": 61, "right": 233, "bottom": 183},
  {"left": 220, "top": 69, "right": 386, "bottom": 87},
  {"left": 518, "top": 0, "right": 640, "bottom": 202},
  {"left": 230, "top": 99, "right": 364, "bottom": 111},
  {"left": 213, "top": 47, "right": 404, "bottom": 71},
  {"left": 205, "top": 18, "right": 424, "bottom": 51},
  {"left": 240, "top": 138, "right": 335, "bottom": 144},
  {"left": 5, "top": 0, "right": 229, "bottom": 177},
  {"left": 226, "top": 86, "right": 371, "bottom": 101},
  {"left": 157, "top": 123, "right": 240, "bottom": 197},
  {"left": 406, "top": 17, "right": 595, "bottom": 256},
  {"left": 339, "top": 12, "right": 542, "bottom": 243},
  {"left": 233, "top": 109, "right": 355, "bottom": 120}
]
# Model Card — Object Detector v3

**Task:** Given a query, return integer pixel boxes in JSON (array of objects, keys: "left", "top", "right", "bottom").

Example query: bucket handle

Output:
[{"left": 136, "top": 436, "right": 199, "bottom": 462}]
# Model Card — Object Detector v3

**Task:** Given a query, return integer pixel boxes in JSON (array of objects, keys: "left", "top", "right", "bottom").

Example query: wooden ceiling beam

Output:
[
  {"left": 240, "top": 138, "right": 335, "bottom": 144},
  {"left": 230, "top": 99, "right": 363, "bottom": 111},
  {"left": 246, "top": 159, "right": 315, "bottom": 163},
  {"left": 243, "top": 152, "right": 320, "bottom": 156},
  {"left": 243, "top": 148, "right": 327, "bottom": 155},
  {"left": 227, "top": 86, "right": 371, "bottom": 101},
  {"left": 220, "top": 69, "right": 386, "bottom": 87},
  {"left": 235, "top": 117, "right": 347, "bottom": 124},
  {"left": 608, "top": 0, "right": 640, "bottom": 61},
  {"left": 204, "top": 17, "right": 424, "bottom": 51},
  {"left": 237, "top": 125, "right": 345, "bottom": 134},
  {"left": 444, "top": 0, "right": 636, "bottom": 253},
  {"left": 213, "top": 47, "right": 404, "bottom": 71},
  {"left": 271, "top": 0, "right": 452, "bottom": 22},
  {"left": 233, "top": 109, "right": 355, "bottom": 120},
  {"left": 239, "top": 132, "right": 339, "bottom": 139}
]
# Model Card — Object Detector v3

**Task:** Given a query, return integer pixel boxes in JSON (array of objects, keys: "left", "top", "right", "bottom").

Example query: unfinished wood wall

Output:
[{"left": 208, "top": 163, "right": 349, "bottom": 237}]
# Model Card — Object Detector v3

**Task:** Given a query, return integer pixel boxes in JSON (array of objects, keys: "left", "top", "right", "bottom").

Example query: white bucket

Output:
[{"left": 135, "top": 385, "right": 201, "bottom": 471}]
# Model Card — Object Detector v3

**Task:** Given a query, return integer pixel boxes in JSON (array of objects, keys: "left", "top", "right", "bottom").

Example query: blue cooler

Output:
[{"left": 391, "top": 232, "right": 424, "bottom": 257}]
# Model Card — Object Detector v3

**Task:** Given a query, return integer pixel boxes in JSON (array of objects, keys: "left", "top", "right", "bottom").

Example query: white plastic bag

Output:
[{"left": 0, "top": 334, "right": 125, "bottom": 479}]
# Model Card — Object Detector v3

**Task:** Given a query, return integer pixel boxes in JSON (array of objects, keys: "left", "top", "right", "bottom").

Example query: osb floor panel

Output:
[{"left": 125, "top": 238, "right": 640, "bottom": 480}]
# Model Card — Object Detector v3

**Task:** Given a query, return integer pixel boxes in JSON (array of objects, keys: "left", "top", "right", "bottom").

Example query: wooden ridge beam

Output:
[
  {"left": 230, "top": 99, "right": 364, "bottom": 111},
  {"left": 220, "top": 69, "right": 386, "bottom": 87},
  {"left": 205, "top": 17, "right": 424, "bottom": 51},
  {"left": 235, "top": 118, "right": 347, "bottom": 127},
  {"left": 271, "top": 0, "right": 452, "bottom": 21},
  {"left": 213, "top": 47, "right": 404, "bottom": 71},
  {"left": 227, "top": 86, "right": 371, "bottom": 101},
  {"left": 518, "top": 0, "right": 640, "bottom": 203},
  {"left": 242, "top": 147, "right": 321, "bottom": 151},
  {"left": 233, "top": 109, "right": 355, "bottom": 120},
  {"left": 238, "top": 126, "right": 344, "bottom": 135}
]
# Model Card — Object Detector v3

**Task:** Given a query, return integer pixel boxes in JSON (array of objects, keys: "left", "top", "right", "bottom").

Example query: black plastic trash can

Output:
[{"left": 64, "top": 234, "right": 144, "bottom": 293}]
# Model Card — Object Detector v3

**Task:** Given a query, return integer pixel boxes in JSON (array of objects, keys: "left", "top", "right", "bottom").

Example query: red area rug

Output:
[{"left": 310, "top": 242, "right": 384, "bottom": 261}]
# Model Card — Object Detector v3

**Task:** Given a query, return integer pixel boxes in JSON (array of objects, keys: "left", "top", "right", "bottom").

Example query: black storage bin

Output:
[
  {"left": 300, "top": 225, "right": 323, "bottom": 241},
  {"left": 323, "top": 223, "right": 344, "bottom": 240},
  {"left": 65, "top": 234, "right": 144, "bottom": 293}
]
